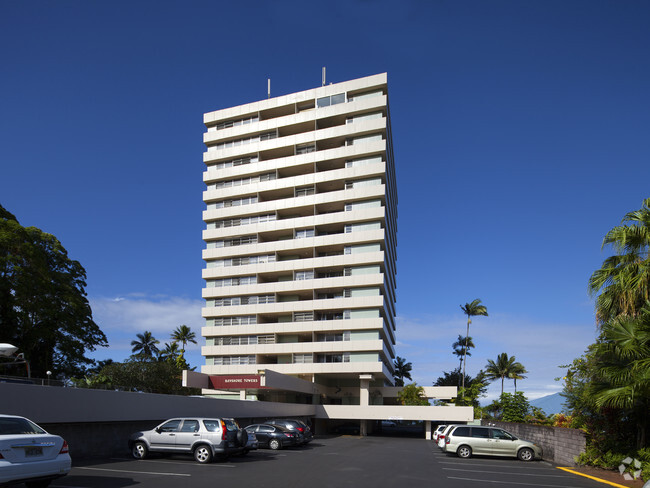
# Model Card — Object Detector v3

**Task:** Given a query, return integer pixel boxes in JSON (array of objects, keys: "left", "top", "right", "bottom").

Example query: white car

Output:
[
  {"left": 433, "top": 424, "right": 446, "bottom": 443},
  {"left": 0, "top": 414, "right": 71, "bottom": 488}
]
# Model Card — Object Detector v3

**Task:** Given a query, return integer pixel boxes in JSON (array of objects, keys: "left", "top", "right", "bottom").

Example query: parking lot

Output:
[{"left": 51, "top": 436, "right": 615, "bottom": 488}]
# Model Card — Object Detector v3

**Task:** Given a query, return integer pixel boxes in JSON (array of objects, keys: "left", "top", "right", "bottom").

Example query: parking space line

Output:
[
  {"left": 76, "top": 467, "right": 191, "bottom": 477},
  {"left": 443, "top": 467, "right": 567, "bottom": 478},
  {"left": 557, "top": 467, "right": 630, "bottom": 488},
  {"left": 106, "top": 457, "right": 236, "bottom": 468},
  {"left": 437, "top": 461, "right": 555, "bottom": 471},
  {"left": 447, "top": 476, "right": 588, "bottom": 487}
]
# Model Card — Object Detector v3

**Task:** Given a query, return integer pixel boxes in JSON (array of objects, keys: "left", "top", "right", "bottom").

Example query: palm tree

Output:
[
  {"left": 485, "top": 352, "right": 517, "bottom": 395},
  {"left": 460, "top": 299, "right": 488, "bottom": 391},
  {"left": 508, "top": 361, "right": 528, "bottom": 393},
  {"left": 171, "top": 325, "right": 197, "bottom": 353},
  {"left": 588, "top": 198, "right": 650, "bottom": 326},
  {"left": 131, "top": 331, "right": 160, "bottom": 358},
  {"left": 590, "top": 303, "right": 650, "bottom": 448},
  {"left": 160, "top": 342, "right": 181, "bottom": 362},
  {"left": 452, "top": 335, "right": 475, "bottom": 386},
  {"left": 393, "top": 356, "right": 413, "bottom": 387}
]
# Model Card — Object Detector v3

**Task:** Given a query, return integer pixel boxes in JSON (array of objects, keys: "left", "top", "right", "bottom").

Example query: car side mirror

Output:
[{"left": 155, "top": 427, "right": 162, "bottom": 434}]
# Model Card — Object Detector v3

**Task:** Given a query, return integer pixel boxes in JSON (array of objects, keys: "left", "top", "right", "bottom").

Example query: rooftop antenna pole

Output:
[
  {"left": 322, "top": 67, "right": 326, "bottom": 86},
  {"left": 267, "top": 78, "right": 271, "bottom": 99}
]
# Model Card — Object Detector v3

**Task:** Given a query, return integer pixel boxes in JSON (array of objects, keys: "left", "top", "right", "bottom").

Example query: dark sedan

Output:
[
  {"left": 264, "top": 419, "right": 313, "bottom": 445},
  {"left": 244, "top": 424, "right": 299, "bottom": 450}
]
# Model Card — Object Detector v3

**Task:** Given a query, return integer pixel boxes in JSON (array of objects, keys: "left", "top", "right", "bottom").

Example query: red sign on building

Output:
[{"left": 209, "top": 375, "right": 262, "bottom": 389}]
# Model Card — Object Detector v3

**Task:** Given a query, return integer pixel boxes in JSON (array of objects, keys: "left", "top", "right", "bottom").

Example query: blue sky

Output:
[{"left": 2, "top": 1, "right": 649, "bottom": 403}]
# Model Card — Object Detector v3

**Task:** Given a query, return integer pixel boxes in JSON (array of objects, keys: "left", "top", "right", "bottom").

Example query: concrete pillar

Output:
[
  {"left": 425, "top": 420, "right": 432, "bottom": 440},
  {"left": 359, "top": 374, "right": 373, "bottom": 406},
  {"left": 360, "top": 419, "right": 368, "bottom": 436},
  {"left": 240, "top": 389, "right": 246, "bottom": 400}
]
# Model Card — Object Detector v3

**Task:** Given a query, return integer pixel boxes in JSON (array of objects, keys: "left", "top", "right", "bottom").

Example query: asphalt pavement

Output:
[{"left": 51, "top": 435, "right": 623, "bottom": 488}]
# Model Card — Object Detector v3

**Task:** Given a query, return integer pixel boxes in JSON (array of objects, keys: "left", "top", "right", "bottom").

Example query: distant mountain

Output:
[{"left": 530, "top": 392, "right": 567, "bottom": 415}]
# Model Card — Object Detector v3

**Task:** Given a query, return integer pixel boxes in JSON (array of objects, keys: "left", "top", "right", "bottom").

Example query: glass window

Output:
[
  {"left": 181, "top": 420, "right": 200, "bottom": 432},
  {"left": 203, "top": 420, "right": 222, "bottom": 432},
  {"left": 452, "top": 426, "right": 470, "bottom": 437},
  {"left": 159, "top": 419, "right": 182, "bottom": 433},
  {"left": 471, "top": 427, "right": 490, "bottom": 438}
]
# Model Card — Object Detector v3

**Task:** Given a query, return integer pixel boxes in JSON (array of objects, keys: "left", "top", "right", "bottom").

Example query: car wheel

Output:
[
  {"left": 269, "top": 439, "right": 282, "bottom": 450},
  {"left": 457, "top": 445, "right": 472, "bottom": 458},
  {"left": 193, "top": 444, "right": 213, "bottom": 463},
  {"left": 518, "top": 447, "right": 534, "bottom": 461},
  {"left": 131, "top": 441, "right": 148, "bottom": 459}
]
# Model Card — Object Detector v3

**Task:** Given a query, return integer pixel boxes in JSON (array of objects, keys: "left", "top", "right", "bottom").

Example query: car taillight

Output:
[
  {"left": 284, "top": 433, "right": 293, "bottom": 437},
  {"left": 445, "top": 437, "right": 450, "bottom": 444},
  {"left": 60, "top": 440, "right": 69, "bottom": 454},
  {"left": 220, "top": 420, "right": 227, "bottom": 440},
  {"left": 297, "top": 427, "right": 304, "bottom": 432}
]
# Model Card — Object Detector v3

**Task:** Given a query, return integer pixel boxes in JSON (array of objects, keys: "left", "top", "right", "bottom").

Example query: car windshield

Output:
[{"left": 0, "top": 417, "right": 46, "bottom": 435}]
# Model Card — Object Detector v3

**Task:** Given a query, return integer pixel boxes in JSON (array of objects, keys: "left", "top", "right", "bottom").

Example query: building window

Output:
[
  {"left": 295, "top": 271, "right": 314, "bottom": 280},
  {"left": 295, "top": 229, "right": 315, "bottom": 239},
  {"left": 295, "top": 186, "right": 315, "bottom": 197},
  {"left": 315, "top": 353, "right": 350, "bottom": 363},
  {"left": 296, "top": 143, "right": 316, "bottom": 155},
  {"left": 293, "top": 354, "right": 313, "bottom": 364},
  {"left": 212, "top": 355, "right": 256, "bottom": 365},
  {"left": 293, "top": 312, "right": 314, "bottom": 322},
  {"left": 210, "top": 115, "right": 259, "bottom": 131},
  {"left": 209, "top": 156, "right": 259, "bottom": 170},
  {"left": 316, "top": 93, "right": 345, "bottom": 108},
  {"left": 210, "top": 316, "right": 257, "bottom": 327}
]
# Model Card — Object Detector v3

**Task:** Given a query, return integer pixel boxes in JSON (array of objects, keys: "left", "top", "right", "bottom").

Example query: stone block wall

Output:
[{"left": 487, "top": 421, "right": 585, "bottom": 466}]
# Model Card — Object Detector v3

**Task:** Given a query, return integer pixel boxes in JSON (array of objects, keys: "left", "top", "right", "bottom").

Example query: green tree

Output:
[
  {"left": 485, "top": 352, "right": 517, "bottom": 395},
  {"left": 0, "top": 204, "right": 107, "bottom": 378},
  {"left": 160, "top": 342, "right": 181, "bottom": 363},
  {"left": 500, "top": 391, "right": 531, "bottom": 423},
  {"left": 509, "top": 361, "right": 528, "bottom": 393},
  {"left": 171, "top": 324, "right": 197, "bottom": 353},
  {"left": 397, "top": 383, "right": 429, "bottom": 406},
  {"left": 99, "top": 355, "right": 196, "bottom": 395},
  {"left": 393, "top": 356, "right": 413, "bottom": 387},
  {"left": 435, "top": 369, "right": 489, "bottom": 408},
  {"left": 459, "top": 299, "right": 488, "bottom": 391},
  {"left": 589, "top": 305, "right": 650, "bottom": 448},
  {"left": 452, "top": 335, "right": 475, "bottom": 386},
  {"left": 131, "top": 331, "right": 160, "bottom": 358},
  {"left": 588, "top": 198, "right": 650, "bottom": 326}
]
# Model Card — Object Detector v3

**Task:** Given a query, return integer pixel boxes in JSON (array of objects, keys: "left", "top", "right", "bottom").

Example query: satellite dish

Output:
[{"left": 0, "top": 344, "right": 18, "bottom": 357}]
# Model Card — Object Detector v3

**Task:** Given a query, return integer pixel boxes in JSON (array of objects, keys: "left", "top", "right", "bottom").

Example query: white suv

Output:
[{"left": 129, "top": 417, "right": 249, "bottom": 463}]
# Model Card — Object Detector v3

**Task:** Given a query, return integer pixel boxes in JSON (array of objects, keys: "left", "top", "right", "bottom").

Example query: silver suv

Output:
[
  {"left": 129, "top": 417, "right": 249, "bottom": 463},
  {"left": 441, "top": 425, "right": 542, "bottom": 461}
]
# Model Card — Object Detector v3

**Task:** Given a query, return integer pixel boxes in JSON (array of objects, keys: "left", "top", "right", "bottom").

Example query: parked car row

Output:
[
  {"left": 434, "top": 423, "right": 542, "bottom": 462},
  {"left": 0, "top": 414, "right": 71, "bottom": 488},
  {"left": 128, "top": 417, "right": 313, "bottom": 463}
]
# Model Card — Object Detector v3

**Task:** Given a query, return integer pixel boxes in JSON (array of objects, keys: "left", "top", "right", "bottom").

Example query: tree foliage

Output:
[
  {"left": 393, "top": 356, "right": 413, "bottom": 387},
  {"left": 131, "top": 331, "right": 160, "bottom": 358},
  {"left": 0, "top": 204, "right": 107, "bottom": 378},
  {"left": 459, "top": 299, "right": 488, "bottom": 391},
  {"left": 485, "top": 352, "right": 517, "bottom": 395},
  {"left": 171, "top": 324, "right": 197, "bottom": 353},
  {"left": 397, "top": 383, "right": 429, "bottom": 406},
  {"left": 500, "top": 391, "right": 531, "bottom": 423},
  {"left": 588, "top": 197, "right": 650, "bottom": 326}
]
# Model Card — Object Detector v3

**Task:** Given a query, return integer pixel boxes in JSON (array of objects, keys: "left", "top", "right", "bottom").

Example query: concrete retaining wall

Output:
[
  {"left": 0, "top": 383, "right": 315, "bottom": 459},
  {"left": 487, "top": 421, "right": 585, "bottom": 466}
]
